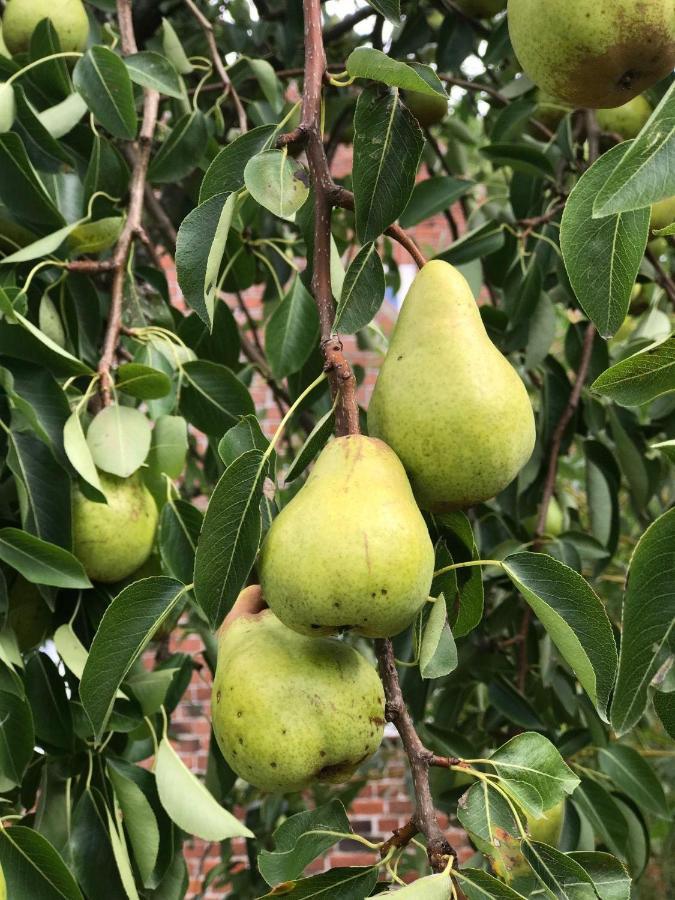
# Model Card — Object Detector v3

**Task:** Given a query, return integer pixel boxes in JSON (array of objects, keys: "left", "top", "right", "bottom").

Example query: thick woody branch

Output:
[
  {"left": 376, "top": 639, "right": 456, "bottom": 873},
  {"left": 184, "top": 0, "right": 247, "bottom": 134}
]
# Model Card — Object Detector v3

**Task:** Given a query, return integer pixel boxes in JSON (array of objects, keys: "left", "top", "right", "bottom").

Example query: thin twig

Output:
[
  {"left": 646, "top": 248, "right": 675, "bottom": 303},
  {"left": 440, "top": 75, "right": 553, "bottom": 141},
  {"left": 323, "top": 6, "right": 374, "bottom": 42},
  {"left": 144, "top": 185, "right": 178, "bottom": 247},
  {"left": 184, "top": 0, "right": 247, "bottom": 133}
]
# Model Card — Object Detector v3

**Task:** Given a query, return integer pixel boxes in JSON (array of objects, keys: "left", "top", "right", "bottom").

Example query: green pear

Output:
[
  {"left": 651, "top": 196, "right": 675, "bottom": 231},
  {"left": 2, "top": 0, "right": 89, "bottom": 55},
  {"left": 260, "top": 435, "right": 434, "bottom": 637},
  {"left": 508, "top": 0, "right": 675, "bottom": 109},
  {"left": 8, "top": 576, "right": 52, "bottom": 650},
  {"left": 523, "top": 497, "right": 565, "bottom": 538},
  {"left": 596, "top": 95, "right": 653, "bottom": 138},
  {"left": 533, "top": 90, "right": 573, "bottom": 129},
  {"left": 386, "top": 874, "right": 452, "bottom": 896},
  {"left": 0, "top": 23, "right": 10, "bottom": 58},
  {"left": 72, "top": 471, "right": 158, "bottom": 583},
  {"left": 404, "top": 91, "right": 448, "bottom": 127},
  {"left": 211, "top": 599, "right": 385, "bottom": 793},
  {"left": 489, "top": 801, "right": 565, "bottom": 883},
  {"left": 456, "top": 0, "right": 507, "bottom": 17},
  {"left": 368, "top": 261, "right": 535, "bottom": 511}
]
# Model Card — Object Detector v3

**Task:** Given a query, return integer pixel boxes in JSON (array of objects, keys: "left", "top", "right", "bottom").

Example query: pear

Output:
[
  {"left": 523, "top": 497, "right": 565, "bottom": 538},
  {"left": 211, "top": 589, "right": 385, "bottom": 793},
  {"left": 259, "top": 435, "right": 434, "bottom": 638},
  {"left": 0, "top": 864, "right": 5, "bottom": 900},
  {"left": 386, "top": 874, "right": 452, "bottom": 896},
  {"left": 508, "top": 0, "right": 675, "bottom": 109},
  {"left": 651, "top": 196, "right": 675, "bottom": 231},
  {"left": 2, "top": 0, "right": 88, "bottom": 55},
  {"left": 368, "top": 261, "right": 535, "bottom": 511},
  {"left": 456, "top": 0, "right": 506, "bottom": 18},
  {"left": 72, "top": 471, "right": 158, "bottom": 583},
  {"left": 404, "top": 91, "right": 449, "bottom": 127},
  {"left": 596, "top": 96, "right": 653, "bottom": 138},
  {"left": 489, "top": 801, "right": 565, "bottom": 883},
  {"left": 534, "top": 90, "right": 573, "bottom": 130}
]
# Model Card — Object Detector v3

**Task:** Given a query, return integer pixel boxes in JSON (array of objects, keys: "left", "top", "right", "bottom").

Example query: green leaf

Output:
[
  {"left": 560, "top": 142, "right": 650, "bottom": 338},
  {"left": 481, "top": 143, "right": 554, "bottom": 179},
  {"left": 597, "top": 745, "right": 667, "bottom": 818},
  {"left": 285, "top": 405, "right": 336, "bottom": 483},
  {"left": 71, "top": 788, "right": 126, "bottom": 898},
  {"left": 73, "top": 46, "right": 137, "bottom": 140},
  {"left": 124, "top": 51, "right": 183, "bottom": 98},
  {"left": 353, "top": 85, "right": 424, "bottom": 243},
  {"left": 180, "top": 359, "right": 254, "bottom": 435},
  {"left": 346, "top": 48, "right": 447, "bottom": 97},
  {"left": 11, "top": 84, "right": 73, "bottom": 172},
  {"left": 218, "top": 415, "right": 271, "bottom": 468},
  {"left": 25, "top": 653, "right": 72, "bottom": 750},
  {"left": 37, "top": 92, "right": 89, "bottom": 139},
  {"left": 116, "top": 363, "right": 172, "bottom": 400},
  {"left": 432, "top": 511, "right": 484, "bottom": 637},
  {"left": 106, "top": 801, "right": 140, "bottom": 900},
  {"left": 244, "top": 150, "right": 309, "bottom": 220},
  {"left": 593, "top": 82, "right": 675, "bottom": 217},
  {"left": 108, "top": 760, "right": 160, "bottom": 887},
  {"left": 147, "top": 415, "right": 188, "bottom": 479},
  {"left": 245, "top": 58, "right": 283, "bottom": 113},
  {"left": 86, "top": 404, "right": 152, "bottom": 478},
  {"left": 522, "top": 842, "right": 596, "bottom": 899},
  {"left": 258, "top": 866, "right": 378, "bottom": 899},
  {"left": 161, "top": 18, "right": 194, "bottom": 74},
  {"left": 333, "top": 243, "right": 385, "bottom": 333},
  {"left": 2, "top": 311, "right": 93, "bottom": 376},
  {"left": 456, "top": 868, "right": 528, "bottom": 899},
  {"left": 567, "top": 852, "right": 631, "bottom": 900},
  {"left": 488, "top": 732, "right": 579, "bottom": 817},
  {"left": 199, "top": 125, "right": 276, "bottom": 203},
  {"left": 420, "top": 594, "right": 457, "bottom": 679},
  {"left": 64, "top": 412, "right": 103, "bottom": 493},
  {"left": 503, "top": 553, "right": 617, "bottom": 720},
  {"left": 456, "top": 780, "right": 521, "bottom": 862},
  {"left": 258, "top": 799, "right": 350, "bottom": 885},
  {"left": 435, "top": 221, "right": 505, "bottom": 266},
  {"left": 265, "top": 278, "right": 319, "bottom": 379},
  {"left": 155, "top": 736, "right": 253, "bottom": 840},
  {"left": 80, "top": 577, "right": 186, "bottom": 735},
  {"left": 364, "top": 0, "right": 400, "bottom": 24},
  {"left": 0, "top": 527, "right": 91, "bottom": 588},
  {"left": 572, "top": 779, "right": 627, "bottom": 859},
  {"left": 67, "top": 216, "right": 124, "bottom": 255},
  {"left": 0, "top": 689, "right": 34, "bottom": 788},
  {"left": 53, "top": 623, "right": 90, "bottom": 681},
  {"left": 159, "top": 499, "right": 202, "bottom": 584},
  {"left": 0, "top": 132, "right": 64, "bottom": 228},
  {"left": 148, "top": 111, "right": 209, "bottom": 183},
  {"left": 653, "top": 690, "right": 675, "bottom": 739},
  {"left": 399, "top": 176, "right": 474, "bottom": 228},
  {"left": 611, "top": 506, "right": 675, "bottom": 735},
  {"left": 0, "top": 826, "right": 84, "bottom": 900},
  {"left": 591, "top": 334, "right": 675, "bottom": 406},
  {"left": 194, "top": 449, "right": 265, "bottom": 629},
  {"left": 175, "top": 192, "right": 237, "bottom": 327}
]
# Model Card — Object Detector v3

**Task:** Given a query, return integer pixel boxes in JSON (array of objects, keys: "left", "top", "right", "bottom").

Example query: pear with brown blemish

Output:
[
  {"left": 211, "top": 607, "right": 385, "bottom": 793},
  {"left": 368, "top": 260, "right": 535, "bottom": 511},
  {"left": 259, "top": 435, "right": 434, "bottom": 638}
]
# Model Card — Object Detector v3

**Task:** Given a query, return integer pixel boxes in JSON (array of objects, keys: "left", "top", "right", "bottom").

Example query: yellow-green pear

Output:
[
  {"left": 8, "top": 576, "right": 52, "bottom": 650},
  {"left": 508, "top": 0, "right": 675, "bottom": 109},
  {"left": 211, "top": 588, "right": 385, "bottom": 793},
  {"left": 596, "top": 95, "right": 653, "bottom": 138},
  {"left": 404, "top": 91, "right": 448, "bottom": 127},
  {"left": 456, "top": 0, "right": 506, "bottom": 17},
  {"left": 386, "top": 874, "right": 453, "bottom": 896},
  {"left": 651, "top": 196, "right": 675, "bottom": 231},
  {"left": 2, "top": 0, "right": 89, "bottom": 55},
  {"left": 523, "top": 497, "right": 565, "bottom": 538},
  {"left": 490, "top": 801, "right": 565, "bottom": 882},
  {"left": 260, "top": 435, "right": 434, "bottom": 637},
  {"left": 72, "top": 471, "right": 158, "bottom": 583},
  {"left": 368, "top": 261, "right": 535, "bottom": 511}
]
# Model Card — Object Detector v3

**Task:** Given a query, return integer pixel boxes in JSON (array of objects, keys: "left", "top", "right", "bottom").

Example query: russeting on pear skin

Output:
[
  {"left": 211, "top": 607, "right": 385, "bottom": 793},
  {"left": 260, "top": 435, "right": 434, "bottom": 637},
  {"left": 368, "top": 260, "right": 535, "bottom": 511},
  {"left": 508, "top": 0, "right": 675, "bottom": 109}
]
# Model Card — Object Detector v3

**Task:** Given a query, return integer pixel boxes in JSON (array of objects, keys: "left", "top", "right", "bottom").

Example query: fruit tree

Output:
[{"left": 0, "top": 0, "right": 672, "bottom": 897}]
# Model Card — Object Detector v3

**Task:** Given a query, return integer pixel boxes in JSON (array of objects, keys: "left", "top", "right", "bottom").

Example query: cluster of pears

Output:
[
  {"left": 72, "top": 471, "right": 158, "bottom": 584},
  {"left": 508, "top": 0, "right": 675, "bottom": 109},
  {"left": 1, "top": 0, "right": 88, "bottom": 54},
  {"left": 212, "top": 261, "right": 535, "bottom": 793}
]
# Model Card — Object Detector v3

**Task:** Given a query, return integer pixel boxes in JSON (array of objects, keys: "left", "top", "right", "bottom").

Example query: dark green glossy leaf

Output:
[{"left": 73, "top": 46, "right": 137, "bottom": 140}]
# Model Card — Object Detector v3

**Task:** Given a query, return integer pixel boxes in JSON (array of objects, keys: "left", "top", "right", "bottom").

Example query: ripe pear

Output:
[
  {"left": 404, "top": 91, "right": 448, "bottom": 127},
  {"left": 72, "top": 471, "right": 158, "bottom": 583},
  {"left": 456, "top": 0, "right": 506, "bottom": 17},
  {"left": 508, "top": 0, "right": 675, "bottom": 109},
  {"left": 2, "top": 0, "right": 89, "bottom": 55},
  {"left": 651, "top": 196, "right": 675, "bottom": 231},
  {"left": 211, "top": 590, "right": 385, "bottom": 793},
  {"left": 596, "top": 95, "right": 653, "bottom": 138},
  {"left": 260, "top": 436, "right": 434, "bottom": 637},
  {"left": 368, "top": 261, "right": 535, "bottom": 511}
]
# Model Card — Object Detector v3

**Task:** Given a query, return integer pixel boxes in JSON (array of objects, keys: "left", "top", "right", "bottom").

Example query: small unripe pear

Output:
[
  {"left": 490, "top": 801, "right": 565, "bottom": 882},
  {"left": 596, "top": 96, "right": 653, "bottom": 139},
  {"left": 651, "top": 196, "right": 675, "bottom": 231},
  {"left": 2, "top": 0, "right": 89, "bottom": 55},
  {"left": 72, "top": 471, "right": 158, "bottom": 583},
  {"left": 508, "top": 0, "right": 675, "bottom": 109},
  {"left": 211, "top": 590, "right": 385, "bottom": 793},
  {"left": 523, "top": 497, "right": 565, "bottom": 538},
  {"left": 404, "top": 91, "right": 448, "bottom": 127}
]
